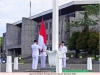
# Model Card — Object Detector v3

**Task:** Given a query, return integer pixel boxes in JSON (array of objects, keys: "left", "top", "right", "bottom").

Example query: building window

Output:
[
  {"left": 68, "top": 13, "right": 75, "bottom": 17},
  {"left": 18, "top": 30, "right": 21, "bottom": 44},
  {"left": 45, "top": 23, "right": 48, "bottom": 29},
  {"left": 38, "top": 25, "right": 40, "bottom": 31},
  {"left": 46, "top": 35, "right": 48, "bottom": 40},
  {"left": 50, "top": 34, "right": 52, "bottom": 40},
  {"left": 68, "top": 18, "right": 70, "bottom": 22},
  {"left": 50, "top": 22, "right": 52, "bottom": 28}
]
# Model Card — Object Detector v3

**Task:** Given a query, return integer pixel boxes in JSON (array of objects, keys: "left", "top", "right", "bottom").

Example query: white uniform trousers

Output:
[
  {"left": 32, "top": 56, "right": 39, "bottom": 70},
  {"left": 40, "top": 56, "right": 46, "bottom": 68},
  {"left": 62, "top": 58, "right": 66, "bottom": 68}
]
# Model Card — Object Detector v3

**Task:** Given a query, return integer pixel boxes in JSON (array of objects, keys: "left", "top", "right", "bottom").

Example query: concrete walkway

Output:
[{"left": 0, "top": 63, "right": 99, "bottom": 72}]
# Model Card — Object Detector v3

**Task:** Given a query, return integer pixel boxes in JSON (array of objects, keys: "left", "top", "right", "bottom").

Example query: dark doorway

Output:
[
  {"left": 14, "top": 48, "right": 21, "bottom": 56},
  {"left": 8, "top": 48, "right": 21, "bottom": 57}
]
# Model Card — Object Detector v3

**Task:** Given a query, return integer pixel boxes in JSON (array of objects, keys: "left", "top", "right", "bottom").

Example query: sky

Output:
[{"left": 0, "top": 0, "right": 88, "bottom": 37}]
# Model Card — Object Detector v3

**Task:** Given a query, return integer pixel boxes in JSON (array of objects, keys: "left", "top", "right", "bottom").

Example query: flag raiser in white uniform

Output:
[
  {"left": 31, "top": 40, "right": 42, "bottom": 70},
  {"left": 38, "top": 19, "right": 47, "bottom": 68},
  {"left": 59, "top": 41, "right": 67, "bottom": 68}
]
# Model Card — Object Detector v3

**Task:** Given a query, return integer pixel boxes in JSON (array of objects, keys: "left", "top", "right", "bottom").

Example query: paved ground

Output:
[{"left": 0, "top": 63, "right": 100, "bottom": 72}]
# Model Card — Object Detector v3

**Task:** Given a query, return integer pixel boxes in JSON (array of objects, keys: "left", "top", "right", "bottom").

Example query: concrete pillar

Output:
[
  {"left": 6, "top": 56, "right": 12, "bottom": 72},
  {"left": 56, "top": 57, "right": 62, "bottom": 73},
  {"left": 21, "top": 18, "right": 38, "bottom": 58},
  {"left": 87, "top": 57, "right": 92, "bottom": 70},
  {"left": 13, "top": 57, "right": 18, "bottom": 70}
]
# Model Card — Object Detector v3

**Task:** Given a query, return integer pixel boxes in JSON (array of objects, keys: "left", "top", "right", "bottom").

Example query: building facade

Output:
[{"left": 3, "top": 1, "right": 99, "bottom": 58}]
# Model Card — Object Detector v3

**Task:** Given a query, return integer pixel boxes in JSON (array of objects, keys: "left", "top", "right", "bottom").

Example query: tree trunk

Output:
[{"left": 75, "top": 50, "right": 80, "bottom": 58}]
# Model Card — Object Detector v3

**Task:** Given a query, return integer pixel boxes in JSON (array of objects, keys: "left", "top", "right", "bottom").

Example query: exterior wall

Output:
[
  {"left": 61, "top": 15, "right": 70, "bottom": 45},
  {"left": 6, "top": 23, "right": 21, "bottom": 55},
  {"left": 46, "top": 19, "right": 52, "bottom": 49},
  {"left": 69, "top": 12, "right": 83, "bottom": 37},
  {"left": 59, "top": 16, "right": 62, "bottom": 45},
  {"left": 48, "top": 19, "right": 52, "bottom": 47},
  {"left": 21, "top": 18, "right": 38, "bottom": 58}
]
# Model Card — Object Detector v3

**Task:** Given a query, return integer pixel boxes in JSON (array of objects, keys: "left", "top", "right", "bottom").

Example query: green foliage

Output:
[
  {"left": 78, "top": 53, "right": 82, "bottom": 56},
  {"left": 0, "top": 37, "right": 3, "bottom": 53},
  {"left": 97, "top": 43, "right": 99, "bottom": 52},
  {"left": 80, "top": 12, "right": 98, "bottom": 27},
  {"left": 0, "top": 37, "right": 3, "bottom": 45},
  {"left": 88, "top": 30, "right": 99, "bottom": 55},
  {"left": 97, "top": 34, "right": 100, "bottom": 52},
  {"left": 78, "top": 53, "right": 83, "bottom": 58},
  {"left": 68, "top": 31, "right": 80, "bottom": 58},
  {"left": 68, "top": 31, "right": 79, "bottom": 50},
  {"left": 76, "top": 27, "right": 89, "bottom": 53},
  {"left": 67, "top": 5, "right": 99, "bottom": 57},
  {"left": 67, "top": 21, "right": 80, "bottom": 27},
  {"left": 75, "top": 29, "right": 99, "bottom": 56},
  {"left": 20, "top": 59, "right": 24, "bottom": 64},
  {"left": 67, "top": 12, "right": 98, "bottom": 27},
  {"left": 69, "top": 53, "right": 74, "bottom": 57},
  {"left": 82, "top": 4, "right": 99, "bottom": 18},
  {"left": 67, "top": 5, "right": 99, "bottom": 27}
]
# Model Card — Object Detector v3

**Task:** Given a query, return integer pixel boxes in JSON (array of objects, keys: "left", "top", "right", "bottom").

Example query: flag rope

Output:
[
  {"left": 30, "top": 0, "right": 31, "bottom": 18},
  {"left": 42, "top": 0, "right": 44, "bottom": 20}
]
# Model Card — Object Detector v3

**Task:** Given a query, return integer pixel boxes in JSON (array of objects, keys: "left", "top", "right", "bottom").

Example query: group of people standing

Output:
[{"left": 31, "top": 40, "right": 67, "bottom": 70}]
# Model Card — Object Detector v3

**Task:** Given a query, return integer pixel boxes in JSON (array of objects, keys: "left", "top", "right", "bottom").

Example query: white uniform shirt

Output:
[
  {"left": 59, "top": 45, "right": 67, "bottom": 58},
  {"left": 40, "top": 45, "right": 47, "bottom": 56},
  {"left": 31, "top": 43, "right": 42, "bottom": 57}
]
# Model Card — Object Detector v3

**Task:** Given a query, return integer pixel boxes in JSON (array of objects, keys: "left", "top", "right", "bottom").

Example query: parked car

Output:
[
  {"left": 0, "top": 58, "right": 6, "bottom": 64},
  {"left": 2, "top": 59, "right": 5, "bottom": 63}
]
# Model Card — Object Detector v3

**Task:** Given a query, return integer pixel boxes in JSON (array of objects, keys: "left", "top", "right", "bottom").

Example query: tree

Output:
[
  {"left": 82, "top": 4, "right": 100, "bottom": 19},
  {"left": 67, "top": 5, "right": 99, "bottom": 56},
  {"left": 97, "top": 42, "right": 99, "bottom": 55},
  {"left": 68, "top": 31, "right": 80, "bottom": 58},
  {"left": 0, "top": 37, "right": 3, "bottom": 53},
  {"left": 0, "top": 37, "right": 3, "bottom": 45},
  {"left": 76, "top": 27, "right": 90, "bottom": 55},
  {"left": 88, "top": 30, "right": 99, "bottom": 56},
  {"left": 67, "top": 4, "right": 99, "bottom": 28},
  {"left": 97, "top": 34, "right": 100, "bottom": 53}
]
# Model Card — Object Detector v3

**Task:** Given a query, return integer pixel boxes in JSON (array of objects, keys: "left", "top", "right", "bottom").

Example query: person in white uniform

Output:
[
  {"left": 40, "top": 45, "right": 47, "bottom": 68},
  {"left": 59, "top": 41, "right": 67, "bottom": 68},
  {"left": 31, "top": 40, "right": 42, "bottom": 70}
]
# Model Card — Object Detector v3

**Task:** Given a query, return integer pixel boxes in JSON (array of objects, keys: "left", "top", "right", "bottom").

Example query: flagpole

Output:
[
  {"left": 52, "top": 0, "right": 59, "bottom": 52},
  {"left": 52, "top": 0, "right": 62, "bottom": 73},
  {"left": 30, "top": 0, "right": 31, "bottom": 18}
]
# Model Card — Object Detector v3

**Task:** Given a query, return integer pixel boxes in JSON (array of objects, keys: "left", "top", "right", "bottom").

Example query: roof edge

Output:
[{"left": 13, "top": 0, "right": 99, "bottom": 25}]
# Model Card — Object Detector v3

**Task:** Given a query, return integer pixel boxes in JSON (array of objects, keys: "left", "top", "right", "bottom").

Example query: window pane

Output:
[
  {"left": 45, "top": 23, "right": 48, "bottom": 29},
  {"left": 50, "top": 34, "right": 52, "bottom": 40},
  {"left": 46, "top": 35, "right": 48, "bottom": 40},
  {"left": 50, "top": 22, "right": 52, "bottom": 28}
]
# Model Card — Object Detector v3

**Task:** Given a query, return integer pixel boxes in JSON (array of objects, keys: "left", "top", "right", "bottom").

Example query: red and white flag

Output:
[{"left": 38, "top": 19, "right": 47, "bottom": 52}]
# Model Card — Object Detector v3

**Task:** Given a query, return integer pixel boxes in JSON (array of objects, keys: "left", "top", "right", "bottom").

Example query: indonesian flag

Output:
[{"left": 38, "top": 19, "right": 47, "bottom": 52}]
